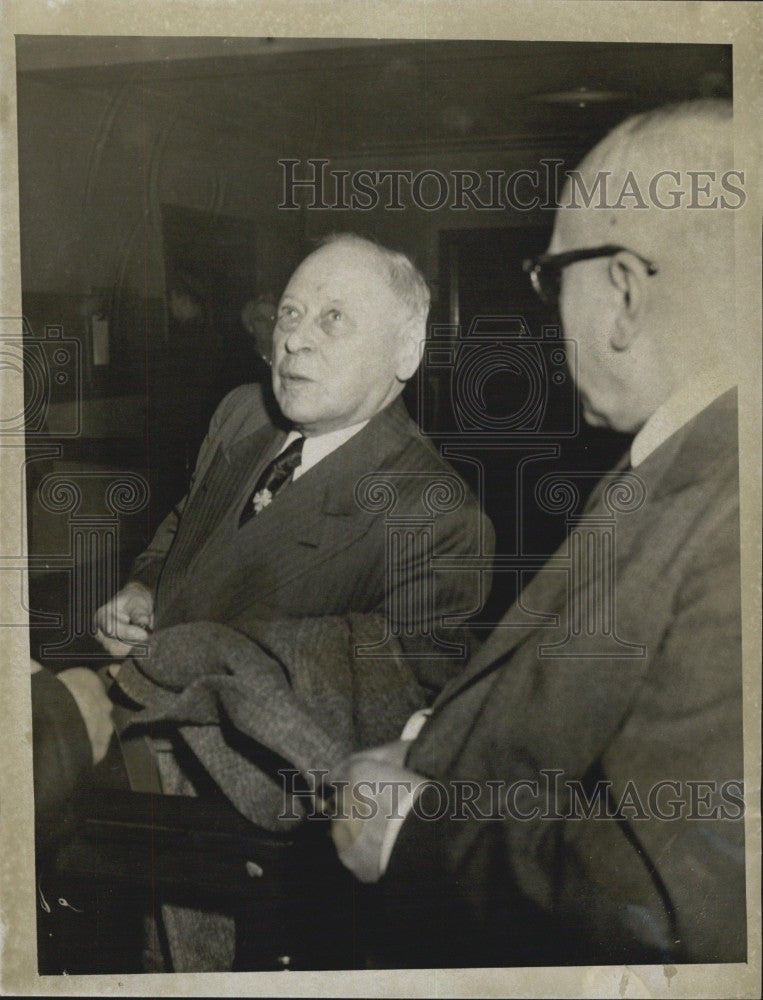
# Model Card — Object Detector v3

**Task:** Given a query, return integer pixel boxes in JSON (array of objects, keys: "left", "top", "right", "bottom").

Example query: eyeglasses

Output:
[{"left": 523, "top": 245, "right": 658, "bottom": 308}]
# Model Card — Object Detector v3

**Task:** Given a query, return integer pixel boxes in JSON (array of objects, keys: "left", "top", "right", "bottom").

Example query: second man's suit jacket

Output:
[{"left": 380, "top": 389, "right": 744, "bottom": 968}]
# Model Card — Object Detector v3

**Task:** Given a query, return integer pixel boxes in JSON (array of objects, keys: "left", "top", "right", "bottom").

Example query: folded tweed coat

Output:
[
  {"left": 116, "top": 614, "right": 425, "bottom": 828},
  {"left": 113, "top": 614, "right": 429, "bottom": 971}
]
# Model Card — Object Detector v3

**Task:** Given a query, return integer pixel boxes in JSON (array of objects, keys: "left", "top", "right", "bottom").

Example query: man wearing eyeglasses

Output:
[{"left": 331, "top": 99, "right": 746, "bottom": 967}]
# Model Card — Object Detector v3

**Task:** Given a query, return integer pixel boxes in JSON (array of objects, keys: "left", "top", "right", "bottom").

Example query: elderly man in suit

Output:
[
  {"left": 95, "top": 232, "right": 490, "bottom": 716},
  {"left": 331, "top": 99, "right": 746, "bottom": 968},
  {"left": 83, "top": 232, "right": 491, "bottom": 970}
]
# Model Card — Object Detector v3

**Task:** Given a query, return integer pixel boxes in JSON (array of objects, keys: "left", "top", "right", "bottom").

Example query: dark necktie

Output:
[{"left": 239, "top": 435, "right": 304, "bottom": 527}]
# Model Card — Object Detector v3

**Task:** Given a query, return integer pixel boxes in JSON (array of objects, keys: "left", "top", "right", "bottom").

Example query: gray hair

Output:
[{"left": 316, "top": 232, "right": 431, "bottom": 323}]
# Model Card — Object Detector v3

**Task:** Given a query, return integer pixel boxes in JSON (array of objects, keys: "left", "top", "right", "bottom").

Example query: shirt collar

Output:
[
  {"left": 281, "top": 419, "right": 370, "bottom": 479},
  {"left": 630, "top": 366, "right": 736, "bottom": 468}
]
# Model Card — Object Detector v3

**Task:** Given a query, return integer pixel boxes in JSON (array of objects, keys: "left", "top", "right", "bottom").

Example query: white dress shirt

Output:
[{"left": 277, "top": 420, "right": 370, "bottom": 480}]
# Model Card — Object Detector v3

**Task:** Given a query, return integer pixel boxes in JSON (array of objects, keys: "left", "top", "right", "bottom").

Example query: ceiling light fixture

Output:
[{"left": 527, "top": 86, "right": 632, "bottom": 108}]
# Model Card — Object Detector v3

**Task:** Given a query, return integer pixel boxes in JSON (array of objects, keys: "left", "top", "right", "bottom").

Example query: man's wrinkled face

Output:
[{"left": 272, "top": 244, "right": 411, "bottom": 435}]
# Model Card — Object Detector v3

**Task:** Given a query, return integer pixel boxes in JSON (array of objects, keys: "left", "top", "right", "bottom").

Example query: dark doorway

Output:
[
  {"left": 433, "top": 227, "right": 632, "bottom": 622},
  {"left": 148, "top": 205, "right": 263, "bottom": 522}
]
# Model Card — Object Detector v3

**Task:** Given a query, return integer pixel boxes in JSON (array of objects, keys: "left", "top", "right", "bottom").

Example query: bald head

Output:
[
  {"left": 554, "top": 99, "right": 735, "bottom": 262},
  {"left": 548, "top": 100, "right": 738, "bottom": 432}
]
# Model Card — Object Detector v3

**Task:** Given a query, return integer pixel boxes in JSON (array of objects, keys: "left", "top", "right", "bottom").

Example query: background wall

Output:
[
  {"left": 17, "top": 38, "right": 732, "bottom": 312},
  {"left": 15, "top": 36, "right": 732, "bottom": 654}
]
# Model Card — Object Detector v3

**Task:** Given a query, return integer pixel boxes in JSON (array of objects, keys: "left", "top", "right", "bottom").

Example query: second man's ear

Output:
[
  {"left": 608, "top": 250, "right": 647, "bottom": 351},
  {"left": 395, "top": 318, "right": 426, "bottom": 381}
]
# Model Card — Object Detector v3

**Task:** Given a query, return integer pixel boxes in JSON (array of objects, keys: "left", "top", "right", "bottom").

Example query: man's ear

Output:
[
  {"left": 608, "top": 251, "right": 648, "bottom": 351},
  {"left": 394, "top": 317, "right": 426, "bottom": 381}
]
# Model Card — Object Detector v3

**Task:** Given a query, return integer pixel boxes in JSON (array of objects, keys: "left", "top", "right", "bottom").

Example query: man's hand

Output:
[
  {"left": 56, "top": 667, "right": 115, "bottom": 765},
  {"left": 94, "top": 582, "right": 154, "bottom": 658},
  {"left": 330, "top": 740, "right": 425, "bottom": 884}
]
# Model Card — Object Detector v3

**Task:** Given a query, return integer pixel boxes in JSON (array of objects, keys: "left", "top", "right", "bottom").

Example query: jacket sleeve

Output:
[{"left": 382, "top": 498, "right": 495, "bottom": 699}]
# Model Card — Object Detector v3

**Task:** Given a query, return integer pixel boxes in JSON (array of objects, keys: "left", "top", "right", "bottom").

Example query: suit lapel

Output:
[
  {"left": 212, "top": 427, "right": 285, "bottom": 517},
  {"left": 160, "top": 399, "right": 417, "bottom": 621},
  {"left": 430, "top": 475, "right": 646, "bottom": 715},
  {"left": 426, "top": 390, "right": 738, "bottom": 718},
  {"left": 222, "top": 400, "right": 417, "bottom": 601},
  {"left": 155, "top": 423, "right": 287, "bottom": 618}
]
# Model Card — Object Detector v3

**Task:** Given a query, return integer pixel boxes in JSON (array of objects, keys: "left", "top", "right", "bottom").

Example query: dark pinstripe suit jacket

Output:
[
  {"left": 117, "top": 384, "right": 494, "bottom": 974},
  {"left": 130, "top": 383, "right": 494, "bottom": 703}
]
